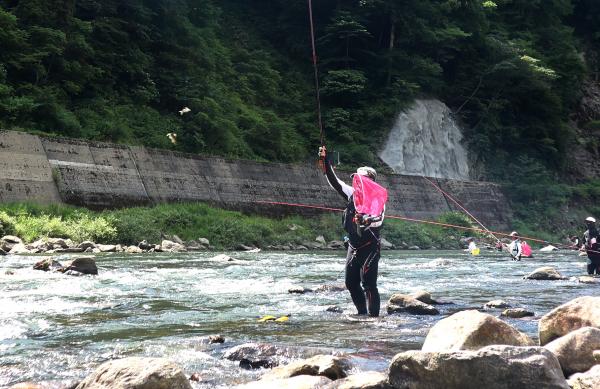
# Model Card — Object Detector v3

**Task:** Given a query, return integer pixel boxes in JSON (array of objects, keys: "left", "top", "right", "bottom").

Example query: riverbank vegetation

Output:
[{"left": 0, "top": 202, "right": 486, "bottom": 250}]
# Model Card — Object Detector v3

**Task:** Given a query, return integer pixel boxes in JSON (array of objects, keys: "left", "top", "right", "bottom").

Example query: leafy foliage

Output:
[{"left": 0, "top": 0, "right": 596, "bottom": 174}]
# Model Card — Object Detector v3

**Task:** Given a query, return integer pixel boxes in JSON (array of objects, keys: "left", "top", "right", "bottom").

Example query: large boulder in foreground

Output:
[
  {"left": 421, "top": 310, "right": 534, "bottom": 352},
  {"left": 75, "top": 357, "right": 191, "bottom": 389},
  {"left": 568, "top": 365, "right": 600, "bottom": 389},
  {"left": 387, "top": 294, "right": 439, "bottom": 315},
  {"left": 323, "top": 371, "right": 392, "bottom": 389},
  {"left": 524, "top": 266, "right": 566, "bottom": 280},
  {"left": 262, "top": 355, "right": 351, "bottom": 381},
  {"left": 237, "top": 375, "right": 332, "bottom": 389},
  {"left": 388, "top": 345, "right": 568, "bottom": 389},
  {"left": 538, "top": 296, "right": 600, "bottom": 346},
  {"left": 544, "top": 327, "right": 600, "bottom": 376}
]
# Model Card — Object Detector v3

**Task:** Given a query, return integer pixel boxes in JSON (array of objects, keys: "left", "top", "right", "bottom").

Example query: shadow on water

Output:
[{"left": 0, "top": 249, "right": 597, "bottom": 388}]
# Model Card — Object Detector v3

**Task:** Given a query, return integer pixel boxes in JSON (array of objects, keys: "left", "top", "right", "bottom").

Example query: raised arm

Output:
[{"left": 320, "top": 147, "right": 353, "bottom": 200}]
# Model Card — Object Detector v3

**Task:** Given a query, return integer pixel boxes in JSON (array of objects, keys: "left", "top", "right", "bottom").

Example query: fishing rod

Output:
[
  {"left": 307, "top": 0, "right": 326, "bottom": 172},
  {"left": 254, "top": 200, "right": 593, "bottom": 254}
]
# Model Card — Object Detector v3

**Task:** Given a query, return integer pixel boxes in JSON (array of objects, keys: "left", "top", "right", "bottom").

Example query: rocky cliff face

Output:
[{"left": 566, "top": 80, "right": 600, "bottom": 182}]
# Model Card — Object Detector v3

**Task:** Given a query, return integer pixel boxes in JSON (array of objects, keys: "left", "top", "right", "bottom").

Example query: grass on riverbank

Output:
[{"left": 0, "top": 202, "right": 518, "bottom": 250}]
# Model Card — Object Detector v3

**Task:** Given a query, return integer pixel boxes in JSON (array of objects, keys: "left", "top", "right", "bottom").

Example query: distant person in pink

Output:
[{"left": 521, "top": 241, "right": 532, "bottom": 258}]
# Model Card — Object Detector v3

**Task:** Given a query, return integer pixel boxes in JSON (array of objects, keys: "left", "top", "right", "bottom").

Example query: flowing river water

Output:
[{"left": 0, "top": 249, "right": 596, "bottom": 388}]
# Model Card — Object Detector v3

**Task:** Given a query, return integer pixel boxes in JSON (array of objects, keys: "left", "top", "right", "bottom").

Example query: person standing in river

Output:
[
  {"left": 319, "top": 146, "right": 387, "bottom": 317},
  {"left": 581, "top": 216, "right": 600, "bottom": 275},
  {"left": 508, "top": 231, "right": 522, "bottom": 261}
]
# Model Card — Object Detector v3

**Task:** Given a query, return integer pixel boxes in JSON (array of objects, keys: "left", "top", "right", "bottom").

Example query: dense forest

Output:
[{"left": 1, "top": 0, "right": 599, "bottom": 182}]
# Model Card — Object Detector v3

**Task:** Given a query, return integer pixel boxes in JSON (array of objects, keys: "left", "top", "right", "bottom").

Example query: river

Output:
[{"left": 0, "top": 249, "right": 595, "bottom": 388}]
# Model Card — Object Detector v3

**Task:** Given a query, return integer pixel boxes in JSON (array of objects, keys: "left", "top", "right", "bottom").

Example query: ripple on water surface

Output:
[{"left": 0, "top": 250, "right": 597, "bottom": 388}]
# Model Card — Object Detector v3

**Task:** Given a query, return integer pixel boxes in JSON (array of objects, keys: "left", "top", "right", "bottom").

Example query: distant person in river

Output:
[
  {"left": 508, "top": 231, "right": 522, "bottom": 261},
  {"left": 569, "top": 235, "right": 580, "bottom": 249},
  {"left": 319, "top": 146, "right": 387, "bottom": 317},
  {"left": 581, "top": 216, "right": 600, "bottom": 275}
]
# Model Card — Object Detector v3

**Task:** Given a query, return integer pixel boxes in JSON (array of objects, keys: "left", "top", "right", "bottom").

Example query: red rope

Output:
[
  {"left": 421, "top": 176, "right": 500, "bottom": 242},
  {"left": 254, "top": 200, "right": 587, "bottom": 252}
]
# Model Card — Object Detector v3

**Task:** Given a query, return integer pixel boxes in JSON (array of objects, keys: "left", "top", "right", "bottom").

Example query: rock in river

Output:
[
  {"left": 421, "top": 310, "right": 534, "bottom": 352},
  {"left": 388, "top": 345, "right": 568, "bottom": 389},
  {"left": 524, "top": 266, "right": 566, "bottom": 280},
  {"left": 538, "top": 296, "right": 600, "bottom": 345},
  {"left": 387, "top": 294, "right": 439, "bottom": 315},
  {"left": 74, "top": 357, "right": 191, "bottom": 389}
]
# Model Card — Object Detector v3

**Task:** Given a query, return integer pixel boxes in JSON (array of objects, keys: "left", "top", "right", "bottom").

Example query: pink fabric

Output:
[
  {"left": 522, "top": 241, "right": 532, "bottom": 257},
  {"left": 352, "top": 174, "right": 388, "bottom": 216}
]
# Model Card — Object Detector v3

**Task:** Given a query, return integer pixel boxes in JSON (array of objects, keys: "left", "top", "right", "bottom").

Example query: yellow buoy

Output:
[
  {"left": 257, "top": 315, "right": 277, "bottom": 322},
  {"left": 471, "top": 248, "right": 480, "bottom": 256}
]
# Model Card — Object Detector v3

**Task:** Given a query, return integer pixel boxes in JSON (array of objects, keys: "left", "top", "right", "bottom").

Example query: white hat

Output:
[
  {"left": 586, "top": 216, "right": 596, "bottom": 223},
  {"left": 355, "top": 166, "right": 377, "bottom": 180},
  {"left": 509, "top": 231, "right": 518, "bottom": 237}
]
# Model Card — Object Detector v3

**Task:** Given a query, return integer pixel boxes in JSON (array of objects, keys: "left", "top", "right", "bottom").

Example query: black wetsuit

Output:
[
  {"left": 582, "top": 228, "right": 600, "bottom": 275},
  {"left": 324, "top": 158, "right": 382, "bottom": 316}
]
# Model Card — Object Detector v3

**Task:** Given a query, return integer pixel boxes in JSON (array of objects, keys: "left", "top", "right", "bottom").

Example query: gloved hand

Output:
[{"left": 318, "top": 145, "right": 326, "bottom": 158}]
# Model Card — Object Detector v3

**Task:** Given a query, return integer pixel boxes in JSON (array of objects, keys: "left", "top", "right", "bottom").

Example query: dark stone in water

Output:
[
  {"left": 189, "top": 373, "right": 202, "bottom": 382},
  {"left": 209, "top": 334, "right": 225, "bottom": 344},
  {"left": 326, "top": 305, "right": 344, "bottom": 313},
  {"left": 239, "top": 358, "right": 278, "bottom": 370}
]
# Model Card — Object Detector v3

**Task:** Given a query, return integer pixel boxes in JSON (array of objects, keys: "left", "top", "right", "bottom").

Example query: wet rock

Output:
[
  {"left": 125, "top": 245, "right": 143, "bottom": 254},
  {"left": 208, "top": 334, "right": 225, "bottom": 344},
  {"left": 315, "top": 283, "right": 346, "bottom": 293},
  {"left": 262, "top": 355, "right": 351, "bottom": 381},
  {"left": 224, "top": 342, "right": 280, "bottom": 362},
  {"left": 411, "top": 290, "right": 442, "bottom": 305},
  {"left": 91, "top": 248, "right": 101, "bottom": 254},
  {"left": 379, "top": 238, "right": 395, "bottom": 250},
  {"left": 567, "top": 365, "right": 600, "bottom": 389},
  {"left": 315, "top": 236, "right": 327, "bottom": 246},
  {"left": 239, "top": 358, "right": 278, "bottom": 370},
  {"left": 47, "top": 237, "right": 69, "bottom": 248},
  {"left": 115, "top": 244, "right": 124, "bottom": 252},
  {"left": 501, "top": 308, "right": 534, "bottom": 318},
  {"left": 9, "top": 243, "right": 31, "bottom": 254},
  {"left": 302, "top": 241, "right": 324, "bottom": 250},
  {"left": 29, "top": 239, "right": 51, "bottom": 251},
  {"left": 387, "top": 294, "right": 439, "bottom": 315},
  {"left": 77, "top": 241, "right": 96, "bottom": 251},
  {"left": 408, "top": 246, "right": 421, "bottom": 250},
  {"left": 189, "top": 373, "right": 202, "bottom": 382},
  {"left": 544, "top": 327, "right": 600, "bottom": 376},
  {"left": 61, "top": 256, "right": 98, "bottom": 275},
  {"left": 524, "top": 266, "right": 566, "bottom": 280},
  {"left": 0, "top": 247, "right": 6, "bottom": 256},
  {"left": 1, "top": 235, "right": 22, "bottom": 252},
  {"left": 171, "top": 234, "right": 185, "bottom": 245},
  {"left": 578, "top": 276, "right": 599, "bottom": 284},
  {"left": 138, "top": 240, "right": 153, "bottom": 250},
  {"left": 33, "top": 257, "right": 63, "bottom": 271},
  {"left": 289, "top": 286, "right": 312, "bottom": 294},
  {"left": 483, "top": 299, "right": 511, "bottom": 309},
  {"left": 97, "top": 244, "right": 117, "bottom": 253},
  {"left": 5, "top": 269, "right": 14, "bottom": 275},
  {"left": 235, "top": 244, "right": 256, "bottom": 251},
  {"left": 238, "top": 375, "right": 332, "bottom": 389},
  {"left": 326, "top": 305, "right": 344, "bottom": 313},
  {"left": 209, "top": 254, "right": 242, "bottom": 263},
  {"left": 323, "top": 371, "right": 392, "bottom": 389},
  {"left": 293, "top": 245, "right": 308, "bottom": 250},
  {"left": 64, "top": 270, "right": 85, "bottom": 276},
  {"left": 539, "top": 296, "right": 600, "bottom": 345},
  {"left": 161, "top": 240, "right": 186, "bottom": 252},
  {"left": 421, "top": 310, "right": 534, "bottom": 352},
  {"left": 74, "top": 357, "right": 192, "bottom": 389},
  {"left": 185, "top": 240, "right": 206, "bottom": 251},
  {"left": 388, "top": 345, "right": 568, "bottom": 389}
]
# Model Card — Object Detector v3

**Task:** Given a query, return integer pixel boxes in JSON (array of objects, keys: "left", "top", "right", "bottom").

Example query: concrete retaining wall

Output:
[{"left": 0, "top": 130, "right": 511, "bottom": 228}]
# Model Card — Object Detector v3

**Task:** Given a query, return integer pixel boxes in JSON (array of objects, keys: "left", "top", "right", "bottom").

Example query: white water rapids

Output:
[{"left": 379, "top": 99, "right": 470, "bottom": 180}]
